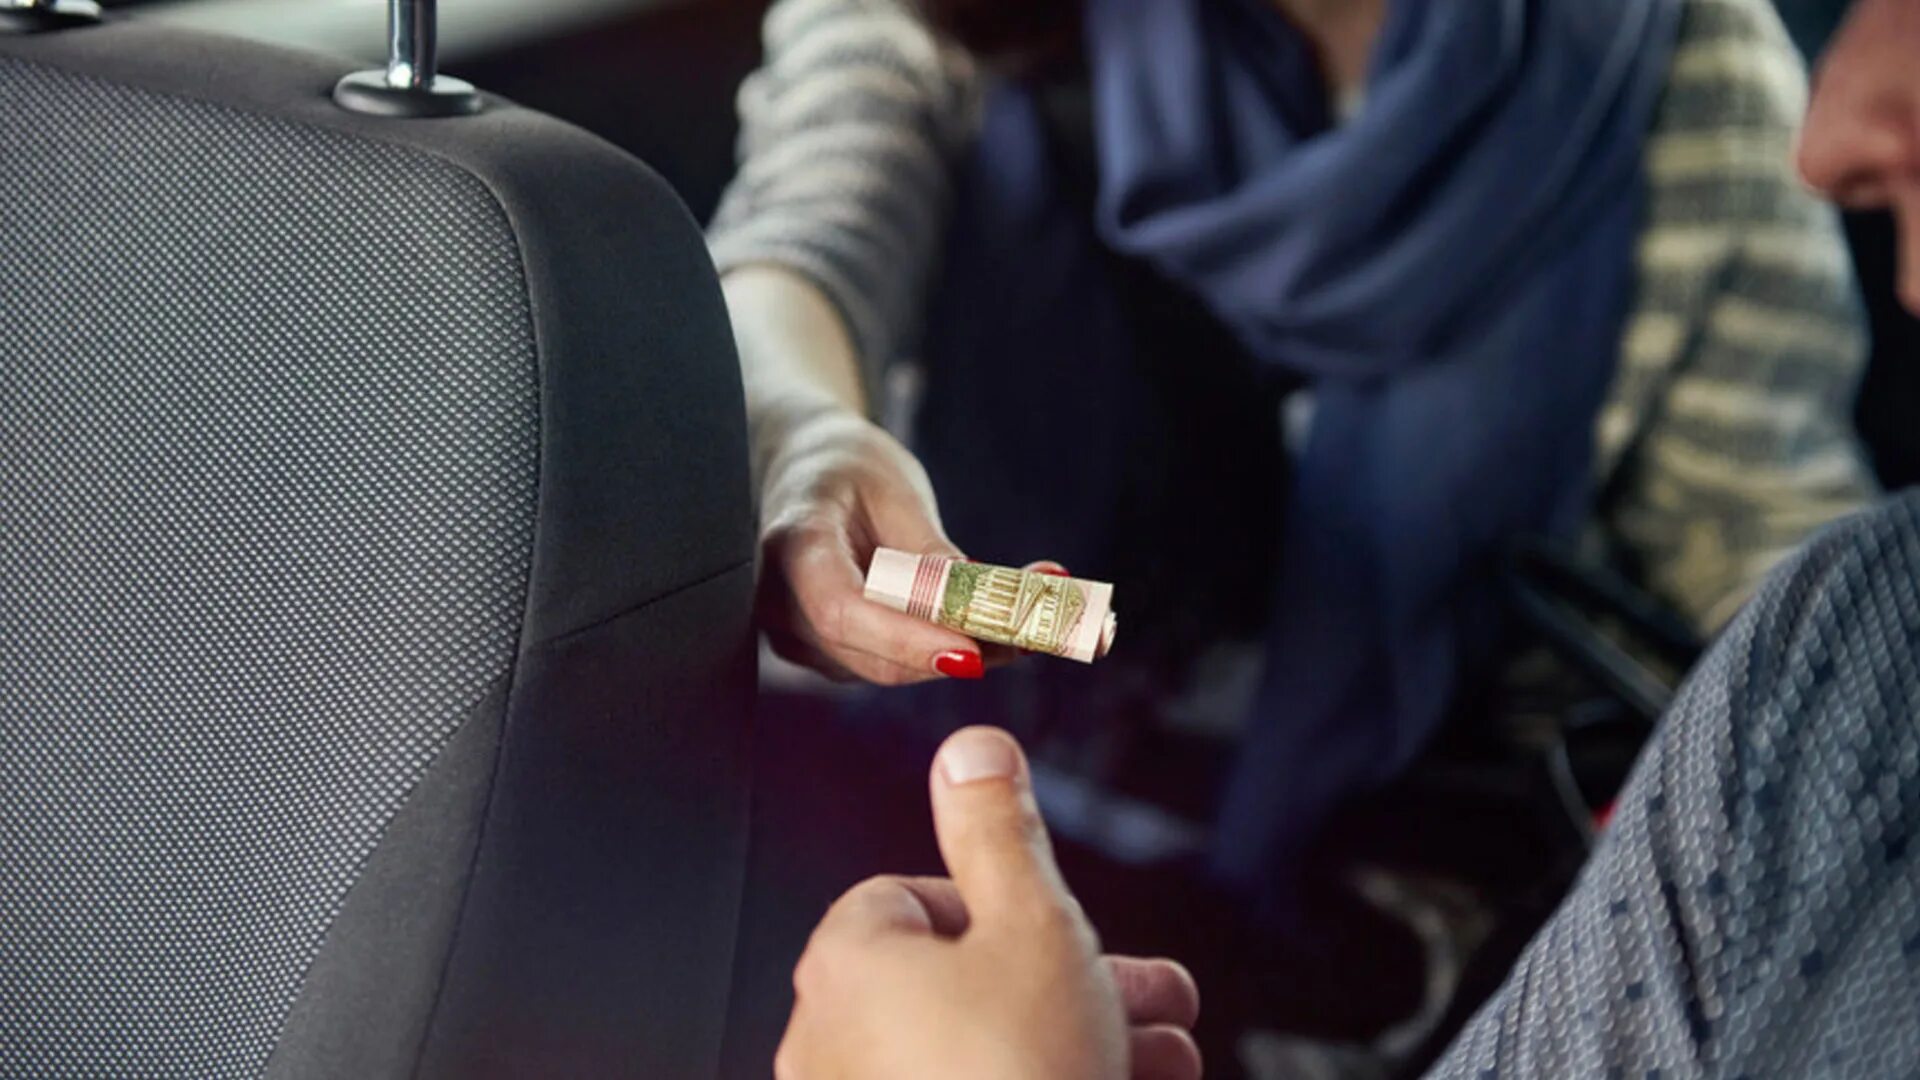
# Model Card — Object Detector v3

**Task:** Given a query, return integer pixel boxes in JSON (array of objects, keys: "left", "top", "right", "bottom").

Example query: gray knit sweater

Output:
[{"left": 709, "top": 0, "right": 1878, "bottom": 627}]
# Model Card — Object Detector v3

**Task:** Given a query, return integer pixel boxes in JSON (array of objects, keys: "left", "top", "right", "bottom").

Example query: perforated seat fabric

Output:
[{"left": 0, "top": 19, "right": 755, "bottom": 1079}]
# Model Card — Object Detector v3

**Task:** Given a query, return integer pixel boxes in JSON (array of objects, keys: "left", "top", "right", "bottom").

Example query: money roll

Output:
[{"left": 864, "top": 549, "right": 1117, "bottom": 663}]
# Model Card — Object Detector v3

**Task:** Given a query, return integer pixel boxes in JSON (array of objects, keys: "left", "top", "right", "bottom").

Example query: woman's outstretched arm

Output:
[{"left": 709, "top": 0, "right": 1000, "bottom": 683}]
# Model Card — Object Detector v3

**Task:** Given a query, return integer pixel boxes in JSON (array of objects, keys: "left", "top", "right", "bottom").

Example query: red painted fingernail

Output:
[
  {"left": 1036, "top": 565, "right": 1070, "bottom": 577},
  {"left": 933, "top": 650, "right": 984, "bottom": 679}
]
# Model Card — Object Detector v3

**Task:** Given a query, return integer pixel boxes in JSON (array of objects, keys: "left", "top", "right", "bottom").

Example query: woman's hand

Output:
[
  {"left": 775, "top": 728, "right": 1203, "bottom": 1080},
  {"left": 727, "top": 265, "right": 1048, "bottom": 684},
  {"left": 755, "top": 400, "right": 995, "bottom": 683}
]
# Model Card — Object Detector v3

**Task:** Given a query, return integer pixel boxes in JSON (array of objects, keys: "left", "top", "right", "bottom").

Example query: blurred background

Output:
[{"left": 105, "top": 1, "right": 1920, "bottom": 1076}]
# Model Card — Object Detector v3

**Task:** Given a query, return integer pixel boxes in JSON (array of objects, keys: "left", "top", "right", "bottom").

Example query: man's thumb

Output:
[{"left": 929, "top": 727, "right": 1071, "bottom": 929}]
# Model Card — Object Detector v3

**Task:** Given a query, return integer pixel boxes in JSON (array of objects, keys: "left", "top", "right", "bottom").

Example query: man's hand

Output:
[
  {"left": 1798, "top": 0, "right": 1920, "bottom": 313},
  {"left": 775, "top": 728, "right": 1203, "bottom": 1080}
]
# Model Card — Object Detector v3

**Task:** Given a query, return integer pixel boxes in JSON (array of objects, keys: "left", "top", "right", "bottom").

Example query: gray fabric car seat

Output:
[{"left": 0, "top": 10, "right": 756, "bottom": 1078}]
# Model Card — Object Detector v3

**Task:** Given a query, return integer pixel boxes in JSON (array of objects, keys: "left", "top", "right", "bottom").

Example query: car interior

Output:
[{"left": 4, "top": 0, "right": 1917, "bottom": 1077}]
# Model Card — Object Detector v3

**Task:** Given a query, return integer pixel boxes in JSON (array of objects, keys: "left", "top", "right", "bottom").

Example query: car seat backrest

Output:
[{"left": 0, "top": 11, "right": 756, "bottom": 1077}]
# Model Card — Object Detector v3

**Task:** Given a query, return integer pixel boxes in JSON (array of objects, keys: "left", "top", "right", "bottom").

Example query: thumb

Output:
[{"left": 928, "top": 727, "right": 1073, "bottom": 930}]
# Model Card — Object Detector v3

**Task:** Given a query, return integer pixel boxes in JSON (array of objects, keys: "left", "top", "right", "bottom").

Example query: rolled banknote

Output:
[{"left": 864, "top": 548, "right": 1117, "bottom": 663}]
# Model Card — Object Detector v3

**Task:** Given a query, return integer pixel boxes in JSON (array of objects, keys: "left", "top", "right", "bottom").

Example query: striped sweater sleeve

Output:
[
  {"left": 707, "top": 0, "right": 980, "bottom": 385},
  {"left": 1597, "top": 0, "right": 1878, "bottom": 629},
  {"left": 713, "top": 0, "right": 1872, "bottom": 629}
]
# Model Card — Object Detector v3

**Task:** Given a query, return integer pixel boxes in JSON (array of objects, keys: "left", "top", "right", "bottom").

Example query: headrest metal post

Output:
[
  {"left": 388, "top": 0, "right": 436, "bottom": 92},
  {"left": 334, "top": 0, "right": 482, "bottom": 119}
]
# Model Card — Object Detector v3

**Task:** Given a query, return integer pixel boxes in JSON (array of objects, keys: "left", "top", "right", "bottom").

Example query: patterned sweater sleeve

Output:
[
  {"left": 1597, "top": 0, "right": 1879, "bottom": 629},
  {"left": 1431, "top": 493, "right": 1920, "bottom": 1079},
  {"left": 707, "top": 0, "right": 981, "bottom": 389}
]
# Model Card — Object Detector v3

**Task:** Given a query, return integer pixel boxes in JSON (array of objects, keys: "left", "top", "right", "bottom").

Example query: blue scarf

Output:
[{"left": 1080, "top": 0, "right": 1681, "bottom": 900}]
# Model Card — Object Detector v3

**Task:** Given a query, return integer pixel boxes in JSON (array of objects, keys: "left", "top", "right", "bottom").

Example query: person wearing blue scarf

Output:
[
  {"left": 712, "top": 0, "right": 1874, "bottom": 952},
  {"left": 1101, "top": 0, "right": 1680, "bottom": 899},
  {"left": 909, "top": 0, "right": 1679, "bottom": 922}
]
